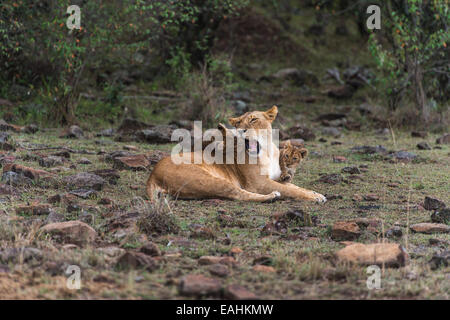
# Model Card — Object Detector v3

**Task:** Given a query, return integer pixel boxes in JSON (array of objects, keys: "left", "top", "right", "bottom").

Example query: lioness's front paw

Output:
[{"left": 313, "top": 192, "right": 327, "bottom": 203}]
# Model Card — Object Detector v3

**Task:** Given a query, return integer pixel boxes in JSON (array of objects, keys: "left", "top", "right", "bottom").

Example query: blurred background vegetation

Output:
[{"left": 0, "top": 0, "right": 448, "bottom": 129}]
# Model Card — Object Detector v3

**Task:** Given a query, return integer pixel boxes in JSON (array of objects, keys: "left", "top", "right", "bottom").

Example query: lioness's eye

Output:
[
  {"left": 250, "top": 118, "right": 257, "bottom": 123},
  {"left": 285, "top": 154, "right": 289, "bottom": 158}
]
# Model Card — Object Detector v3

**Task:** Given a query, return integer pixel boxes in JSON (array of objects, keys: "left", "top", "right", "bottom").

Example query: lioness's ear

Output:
[
  {"left": 264, "top": 105, "right": 278, "bottom": 122},
  {"left": 217, "top": 123, "right": 227, "bottom": 136},
  {"left": 299, "top": 148, "right": 308, "bottom": 159},
  {"left": 228, "top": 117, "right": 239, "bottom": 127}
]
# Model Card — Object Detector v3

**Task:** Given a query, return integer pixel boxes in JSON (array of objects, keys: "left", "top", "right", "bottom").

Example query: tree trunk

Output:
[{"left": 414, "top": 65, "right": 428, "bottom": 123}]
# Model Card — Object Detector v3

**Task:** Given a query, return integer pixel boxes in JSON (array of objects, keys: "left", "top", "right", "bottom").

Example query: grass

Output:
[{"left": 0, "top": 120, "right": 448, "bottom": 299}]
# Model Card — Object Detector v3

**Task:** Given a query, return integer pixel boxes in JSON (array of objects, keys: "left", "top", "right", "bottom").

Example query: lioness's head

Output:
[{"left": 228, "top": 106, "right": 278, "bottom": 155}]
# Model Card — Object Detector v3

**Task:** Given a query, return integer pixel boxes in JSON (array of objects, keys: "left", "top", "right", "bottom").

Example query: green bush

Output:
[{"left": 369, "top": 0, "right": 449, "bottom": 123}]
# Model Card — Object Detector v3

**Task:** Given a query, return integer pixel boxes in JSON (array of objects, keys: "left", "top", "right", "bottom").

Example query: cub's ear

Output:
[
  {"left": 299, "top": 148, "right": 308, "bottom": 159},
  {"left": 264, "top": 105, "right": 278, "bottom": 122},
  {"left": 285, "top": 140, "right": 292, "bottom": 147},
  {"left": 228, "top": 117, "right": 239, "bottom": 127}
]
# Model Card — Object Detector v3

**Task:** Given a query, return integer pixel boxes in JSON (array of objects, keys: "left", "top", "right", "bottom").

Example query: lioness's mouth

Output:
[{"left": 245, "top": 139, "right": 260, "bottom": 155}]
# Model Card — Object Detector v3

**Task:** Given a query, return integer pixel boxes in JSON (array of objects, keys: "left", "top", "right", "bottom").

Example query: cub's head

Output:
[
  {"left": 228, "top": 106, "right": 278, "bottom": 155},
  {"left": 279, "top": 140, "right": 308, "bottom": 182}
]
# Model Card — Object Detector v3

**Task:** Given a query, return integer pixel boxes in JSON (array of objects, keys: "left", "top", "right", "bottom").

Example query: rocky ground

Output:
[{"left": 0, "top": 107, "right": 449, "bottom": 299}]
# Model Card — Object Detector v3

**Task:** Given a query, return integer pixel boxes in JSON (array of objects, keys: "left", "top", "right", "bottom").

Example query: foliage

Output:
[
  {"left": 0, "top": 0, "right": 248, "bottom": 124},
  {"left": 368, "top": 0, "right": 449, "bottom": 122}
]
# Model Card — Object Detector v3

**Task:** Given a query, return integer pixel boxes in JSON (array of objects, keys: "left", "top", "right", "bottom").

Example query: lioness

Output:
[
  {"left": 146, "top": 106, "right": 326, "bottom": 203},
  {"left": 278, "top": 140, "right": 308, "bottom": 183}
]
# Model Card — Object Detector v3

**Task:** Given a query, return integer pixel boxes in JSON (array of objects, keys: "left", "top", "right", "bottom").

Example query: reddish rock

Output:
[
  {"left": 116, "top": 251, "right": 158, "bottom": 271},
  {"left": 336, "top": 243, "right": 408, "bottom": 267},
  {"left": 179, "top": 275, "right": 222, "bottom": 297},
  {"left": 224, "top": 284, "right": 257, "bottom": 300},
  {"left": 41, "top": 220, "right": 96, "bottom": 245},
  {"left": 113, "top": 154, "right": 150, "bottom": 170},
  {"left": 198, "top": 256, "right": 237, "bottom": 266},
  {"left": 16, "top": 203, "right": 52, "bottom": 215},
  {"left": 410, "top": 223, "right": 449, "bottom": 234},
  {"left": 331, "top": 221, "right": 360, "bottom": 240},
  {"left": 2, "top": 163, "right": 53, "bottom": 179},
  {"left": 208, "top": 264, "right": 230, "bottom": 278}
]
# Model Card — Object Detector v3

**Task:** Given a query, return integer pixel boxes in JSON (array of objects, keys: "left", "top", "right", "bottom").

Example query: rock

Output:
[
  {"left": 352, "top": 194, "right": 363, "bottom": 201},
  {"left": 333, "top": 155, "right": 347, "bottom": 163},
  {"left": 318, "top": 173, "right": 343, "bottom": 185},
  {"left": 388, "top": 151, "right": 417, "bottom": 162},
  {"left": 331, "top": 221, "right": 360, "bottom": 240},
  {"left": 39, "top": 156, "right": 64, "bottom": 168},
  {"left": 69, "top": 189, "right": 98, "bottom": 199},
  {"left": 78, "top": 157, "right": 92, "bottom": 165},
  {"left": 1, "top": 171, "right": 32, "bottom": 186},
  {"left": 436, "top": 133, "right": 450, "bottom": 144},
  {"left": 385, "top": 226, "right": 403, "bottom": 238},
  {"left": 342, "top": 166, "right": 360, "bottom": 174},
  {"left": 2, "top": 163, "right": 52, "bottom": 179},
  {"left": 363, "top": 194, "right": 379, "bottom": 201},
  {"left": 324, "top": 85, "right": 355, "bottom": 99},
  {"left": 135, "top": 125, "right": 175, "bottom": 144},
  {"left": 0, "top": 183, "right": 18, "bottom": 196},
  {"left": 198, "top": 256, "right": 237, "bottom": 266},
  {"left": 429, "top": 251, "right": 449, "bottom": 270},
  {"left": 224, "top": 284, "right": 257, "bottom": 300},
  {"left": 179, "top": 274, "right": 222, "bottom": 297},
  {"left": 113, "top": 154, "right": 150, "bottom": 171},
  {"left": 60, "top": 125, "right": 84, "bottom": 139},
  {"left": 431, "top": 209, "right": 450, "bottom": 225},
  {"left": 336, "top": 243, "right": 408, "bottom": 267},
  {"left": 208, "top": 264, "right": 230, "bottom": 278},
  {"left": 322, "top": 127, "right": 341, "bottom": 138},
  {"left": 41, "top": 220, "right": 97, "bottom": 245},
  {"left": 350, "top": 145, "right": 386, "bottom": 154},
  {"left": 89, "top": 169, "right": 120, "bottom": 185},
  {"left": 410, "top": 223, "right": 449, "bottom": 234},
  {"left": 63, "top": 172, "right": 105, "bottom": 191},
  {"left": 139, "top": 242, "right": 161, "bottom": 257},
  {"left": 16, "top": 203, "right": 52, "bottom": 215},
  {"left": 252, "top": 265, "right": 276, "bottom": 273},
  {"left": 417, "top": 142, "right": 431, "bottom": 150},
  {"left": 116, "top": 251, "right": 158, "bottom": 271},
  {"left": 287, "top": 125, "right": 316, "bottom": 141},
  {"left": 411, "top": 131, "right": 427, "bottom": 138},
  {"left": 424, "top": 196, "right": 446, "bottom": 211}
]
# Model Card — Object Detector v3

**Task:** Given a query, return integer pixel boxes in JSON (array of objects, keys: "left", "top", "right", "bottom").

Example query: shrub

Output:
[{"left": 369, "top": 0, "right": 449, "bottom": 123}]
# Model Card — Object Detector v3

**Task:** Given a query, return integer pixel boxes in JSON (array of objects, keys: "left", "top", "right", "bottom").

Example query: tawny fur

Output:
[{"left": 146, "top": 106, "right": 326, "bottom": 203}]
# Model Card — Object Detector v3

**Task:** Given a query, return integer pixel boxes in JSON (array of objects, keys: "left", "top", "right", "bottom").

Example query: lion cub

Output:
[{"left": 278, "top": 140, "right": 308, "bottom": 183}]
